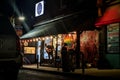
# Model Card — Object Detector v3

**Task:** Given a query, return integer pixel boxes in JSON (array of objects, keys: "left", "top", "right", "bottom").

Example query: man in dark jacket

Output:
[{"left": 61, "top": 43, "right": 70, "bottom": 72}]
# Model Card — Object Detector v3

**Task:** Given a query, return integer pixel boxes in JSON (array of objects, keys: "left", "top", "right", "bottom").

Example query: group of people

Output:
[{"left": 45, "top": 42, "right": 76, "bottom": 72}]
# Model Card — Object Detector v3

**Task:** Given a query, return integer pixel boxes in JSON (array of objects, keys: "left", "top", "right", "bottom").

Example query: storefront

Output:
[
  {"left": 20, "top": 32, "right": 76, "bottom": 65},
  {"left": 20, "top": 29, "right": 99, "bottom": 68},
  {"left": 20, "top": 12, "right": 81, "bottom": 65},
  {"left": 95, "top": 3, "right": 120, "bottom": 69},
  {"left": 20, "top": 10, "right": 99, "bottom": 67}
]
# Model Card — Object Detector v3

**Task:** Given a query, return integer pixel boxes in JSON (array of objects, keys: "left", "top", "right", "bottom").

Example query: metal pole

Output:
[
  {"left": 81, "top": 52, "right": 85, "bottom": 75},
  {"left": 37, "top": 54, "right": 39, "bottom": 68},
  {"left": 55, "top": 36, "right": 58, "bottom": 67}
]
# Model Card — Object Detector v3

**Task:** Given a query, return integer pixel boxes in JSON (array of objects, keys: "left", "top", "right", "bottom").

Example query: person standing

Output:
[{"left": 61, "top": 43, "right": 70, "bottom": 72}]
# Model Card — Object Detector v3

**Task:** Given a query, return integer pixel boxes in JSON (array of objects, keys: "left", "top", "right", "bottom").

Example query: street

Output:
[
  {"left": 17, "top": 69, "right": 80, "bottom": 80},
  {"left": 17, "top": 69, "right": 120, "bottom": 80}
]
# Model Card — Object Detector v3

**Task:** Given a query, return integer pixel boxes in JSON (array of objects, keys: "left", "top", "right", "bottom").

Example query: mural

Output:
[{"left": 80, "top": 30, "right": 99, "bottom": 67}]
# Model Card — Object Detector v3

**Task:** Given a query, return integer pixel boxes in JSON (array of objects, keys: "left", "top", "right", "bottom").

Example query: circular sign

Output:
[
  {"left": 35, "top": 1, "right": 44, "bottom": 17},
  {"left": 37, "top": 2, "right": 42, "bottom": 14}
]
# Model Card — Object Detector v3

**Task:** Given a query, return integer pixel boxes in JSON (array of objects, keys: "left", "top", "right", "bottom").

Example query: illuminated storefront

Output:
[
  {"left": 20, "top": 30, "right": 99, "bottom": 68},
  {"left": 20, "top": 1, "right": 98, "bottom": 67}
]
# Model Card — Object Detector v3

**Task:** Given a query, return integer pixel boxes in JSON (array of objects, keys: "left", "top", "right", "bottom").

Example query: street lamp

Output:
[{"left": 18, "top": 15, "right": 25, "bottom": 21}]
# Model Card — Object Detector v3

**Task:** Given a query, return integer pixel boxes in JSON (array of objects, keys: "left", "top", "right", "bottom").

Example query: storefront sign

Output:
[
  {"left": 24, "top": 47, "right": 35, "bottom": 54},
  {"left": 35, "top": 0, "right": 44, "bottom": 17},
  {"left": 107, "top": 23, "right": 119, "bottom": 53}
]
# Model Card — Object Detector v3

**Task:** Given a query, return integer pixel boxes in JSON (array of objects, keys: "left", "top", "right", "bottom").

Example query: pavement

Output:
[{"left": 22, "top": 64, "right": 120, "bottom": 79}]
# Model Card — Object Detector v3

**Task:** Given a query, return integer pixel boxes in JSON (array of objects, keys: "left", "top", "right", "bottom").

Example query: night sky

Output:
[
  {"left": 0, "top": 0, "right": 98, "bottom": 33},
  {"left": 0, "top": 0, "right": 59, "bottom": 33},
  {"left": 15, "top": 0, "right": 38, "bottom": 29},
  {"left": 0, "top": 0, "right": 39, "bottom": 29}
]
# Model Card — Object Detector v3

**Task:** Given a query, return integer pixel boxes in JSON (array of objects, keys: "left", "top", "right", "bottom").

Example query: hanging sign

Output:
[{"left": 35, "top": 0, "right": 44, "bottom": 17}]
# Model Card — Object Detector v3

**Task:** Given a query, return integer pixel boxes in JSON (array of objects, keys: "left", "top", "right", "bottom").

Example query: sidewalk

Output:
[{"left": 22, "top": 64, "right": 120, "bottom": 79}]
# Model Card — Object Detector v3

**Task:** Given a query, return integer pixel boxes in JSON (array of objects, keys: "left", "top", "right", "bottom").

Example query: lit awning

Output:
[
  {"left": 20, "top": 11, "right": 96, "bottom": 39},
  {"left": 20, "top": 12, "right": 81, "bottom": 39},
  {"left": 95, "top": 4, "right": 120, "bottom": 27}
]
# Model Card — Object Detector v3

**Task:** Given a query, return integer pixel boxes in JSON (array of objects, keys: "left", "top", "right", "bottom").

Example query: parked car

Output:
[{"left": 0, "top": 15, "right": 22, "bottom": 80}]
